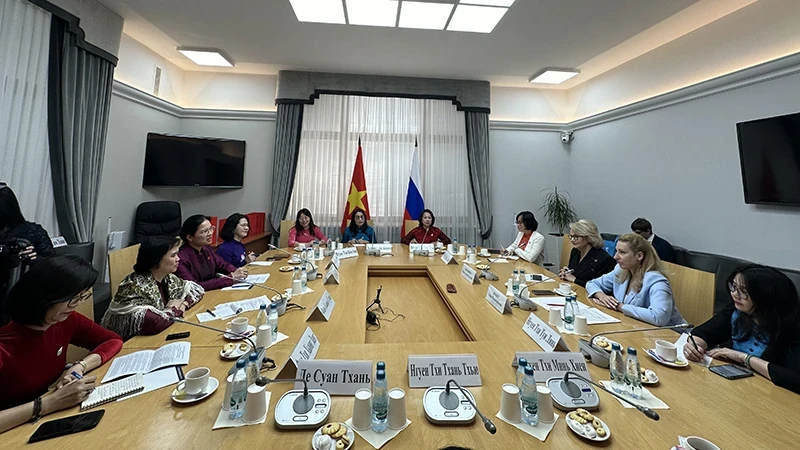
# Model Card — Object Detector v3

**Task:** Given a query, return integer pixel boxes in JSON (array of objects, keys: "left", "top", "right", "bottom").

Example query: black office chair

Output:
[
  {"left": 133, "top": 201, "right": 182, "bottom": 243},
  {"left": 53, "top": 241, "right": 95, "bottom": 263}
]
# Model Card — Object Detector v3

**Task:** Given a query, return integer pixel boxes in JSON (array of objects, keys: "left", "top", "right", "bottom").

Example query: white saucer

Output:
[
  {"left": 288, "top": 258, "right": 302, "bottom": 264},
  {"left": 644, "top": 348, "right": 689, "bottom": 368},
  {"left": 553, "top": 288, "right": 577, "bottom": 296},
  {"left": 313, "top": 423, "right": 354, "bottom": 450},
  {"left": 220, "top": 341, "right": 251, "bottom": 359},
  {"left": 641, "top": 369, "right": 659, "bottom": 385},
  {"left": 224, "top": 325, "right": 256, "bottom": 340},
  {"left": 172, "top": 377, "right": 219, "bottom": 404}
]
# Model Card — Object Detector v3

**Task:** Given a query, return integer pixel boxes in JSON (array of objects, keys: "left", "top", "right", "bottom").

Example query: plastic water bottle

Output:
[
  {"left": 268, "top": 303, "right": 278, "bottom": 342},
  {"left": 300, "top": 267, "right": 308, "bottom": 291},
  {"left": 512, "top": 270, "right": 520, "bottom": 295},
  {"left": 229, "top": 359, "right": 247, "bottom": 419},
  {"left": 467, "top": 245, "right": 474, "bottom": 259},
  {"left": 609, "top": 343, "right": 626, "bottom": 394},
  {"left": 313, "top": 241, "right": 320, "bottom": 259},
  {"left": 563, "top": 296, "right": 576, "bottom": 331},
  {"left": 292, "top": 267, "right": 300, "bottom": 283},
  {"left": 625, "top": 347, "right": 643, "bottom": 399},
  {"left": 371, "top": 369, "right": 389, "bottom": 433},
  {"left": 516, "top": 357, "right": 528, "bottom": 389},
  {"left": 520, "top": 269, "right": 527, "bottom": 284},
  {"left": 520, "top": 365, "right": 539, "bottom": 426},
  {"left": 256, "top": 303, "right": 268, "bottom": 328},
  {"left": 246, "top": 351, "right": 259, "bottom": 386},
  {"left": 376, "top": 361, "right": 385, "bottom": 373}
]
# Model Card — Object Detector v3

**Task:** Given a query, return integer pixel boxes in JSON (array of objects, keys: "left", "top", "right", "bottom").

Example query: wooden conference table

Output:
[{"left": 5, "top": 245, "right": 800, "bottom": 449}]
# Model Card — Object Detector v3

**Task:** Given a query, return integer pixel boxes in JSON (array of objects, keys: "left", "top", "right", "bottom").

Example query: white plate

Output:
[
  {"left": 592, "top": 336, "right": 622, "bottom": 353},
  {"left": 224, "top": 325, "right": 256, "bottom": 340},
  {"left": 641, "top": 369, "right": 659, "bottom": 385},
  {"left": 643, "top": 348, "right": 689, "bottom": 368},
  {"left": 566, "top": 415, "right": 611, "bottom": 442},
  {"left": 172, "top": 377, "right": 219, "bottom": 404},
  {"left": 220, "top": 341, "right": 252, "bottom": 359},
  {"left": 312, "top": 423, "right": 354, "bottom": 450},
  {"left": 553, "top": 288, "right": 577, "bottom": 297},
  {"left": 288, "top": 258, "right": 302, "bottom": 264}
]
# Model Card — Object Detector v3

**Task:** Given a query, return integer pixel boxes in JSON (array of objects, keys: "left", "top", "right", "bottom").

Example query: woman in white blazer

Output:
[{"left": 502, "top": 211, "right": 545, "bottom": 265}]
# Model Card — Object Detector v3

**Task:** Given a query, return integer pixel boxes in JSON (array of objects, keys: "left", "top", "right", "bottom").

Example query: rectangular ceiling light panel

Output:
[
  {"left": 177, "top": 48, "right": 234, "bottom": 67},
  {"left": 528, "top": 69, "right": 581, "bottom": 84},
  {"left": 447, "top": 4, "right": 508, "bottom": 33},
  {"left": 346, "top": 0, "right": 399, "bottom": 27},
  {"left": 460, "top": 0, "right": 515, "bottom": 6},
  {"left": 290, "top": 0, "right": 346, "bottom": 24},
  {"left": 398, "top": 1, "right": 454, "bottom": 30}
]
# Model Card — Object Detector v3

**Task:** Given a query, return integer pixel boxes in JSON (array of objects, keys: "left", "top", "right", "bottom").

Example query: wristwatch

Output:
[{"left": 75, "top": 359, "right": 87, "bottom": 372}]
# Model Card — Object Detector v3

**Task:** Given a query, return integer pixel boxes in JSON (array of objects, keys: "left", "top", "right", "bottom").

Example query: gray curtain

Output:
[
  {"left": 269, "top": 103, "right": 304, "bottom": 244},
  {"left": 465, "top": 112, "right": 493, "bottom": 246},
  {"left": 48, "top": 17, "right": 114, "bottom": 243}
]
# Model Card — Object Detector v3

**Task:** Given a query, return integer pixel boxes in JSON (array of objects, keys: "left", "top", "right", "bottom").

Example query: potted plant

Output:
[{"left": 539, "top": 186, "right": 577, "bottom": 236}]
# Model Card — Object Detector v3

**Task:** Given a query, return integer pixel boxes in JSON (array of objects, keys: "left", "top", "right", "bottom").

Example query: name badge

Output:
[
  {"left": 306, "top": 291, "right": 336, "bottom": 321},
  {"left": 512, "top": 352, "right": 591, "bottom": 383},
  {"left": 323, "top": 265, "right": 340, "bottom": 285},
  {"left": 460, "top": 263, "right": 479, "bottom": 284},
  {"left": 485, "top": 284, "right": 512, "bottom": 314},
  {"left": 335, "top": 247, "right": 358, "bottom": 260},
  {"left": 295, "top": 360, "right": 373, "bottom": 395},
  {"left": 278, "top": 326, "right": 320, "bottom": 378},
  {"left": 522, "top": 313, "right": 569, "bottom": 352},
  {"left": 441, "top": 250, "right": 457, "bottom": 265},
  {"left": 407, "top": 354, "right": 482, "bottom": 388},
  {"left": 326, "top": 253, "right": 341, "bottom": 270}
]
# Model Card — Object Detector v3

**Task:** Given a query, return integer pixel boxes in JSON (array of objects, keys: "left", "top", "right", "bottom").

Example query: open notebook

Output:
[{"left": 81, "top": 373, "right": 145, "bottom": 411}]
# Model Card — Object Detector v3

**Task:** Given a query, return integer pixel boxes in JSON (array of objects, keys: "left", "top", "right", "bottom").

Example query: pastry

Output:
[
  {"left": 223, "top": 343, "right": 235, "bottom": 353},
  {"left": 568, "top": 412, "right": 579, "bottom": 420},
  {"left": 596, "top": 426, "right": 607, "bottom": 437},
  {"left": 581, "top": 412, "right": 595, "bottom": 422},
  {"left": 575, "top": 408, "right": 588, "bottom": 414},
  {"left": 322, "top": 423, "right": 340, "bottom": 436},
  {"left": 238, "top": 342, "right": 249, "bottom": 351},
  {"left": 592, "top": 418, "right": 602, "bottom": 429},
  {"left": 332, "top": 424, "right": 347, "bottom": 439},
  {"left": 335, "top": 440, "right": 345, "bottom": 450},
  {"left": 339, "top": 435, "right": 350, "bottom": 445},
  {"left": 575, "top": 417, "right": 588, "bottom": 425}
]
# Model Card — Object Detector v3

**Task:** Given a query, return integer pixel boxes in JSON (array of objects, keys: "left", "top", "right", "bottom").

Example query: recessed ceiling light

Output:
[
  {"left": 177, "top": 48, "right": 234, "bottom": 67},
  {"left": 446, "top": 5, "right": 508, "bottom": 33},
  {"left": 460, "top": 0, "right": 516, "bottom": 6},
  {"left": 346, "top": 0, "right": 399, "bottom": 27},
  {"left": 289, "top": 0, "right": 346, "bottom": 24},
  {"left": 528, "top": 68, "right": 581, "bottom": 85},
  {"left": 399, "top": 2, "right": 454, "bottom": 30}
]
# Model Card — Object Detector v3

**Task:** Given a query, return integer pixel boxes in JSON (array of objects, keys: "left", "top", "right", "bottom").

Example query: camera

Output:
[
  {"left": 561, "top": 131, "right": 574, "bottom": 143},
  {"left": 0, "top": 238, "right": 32, "bottom": 263}
]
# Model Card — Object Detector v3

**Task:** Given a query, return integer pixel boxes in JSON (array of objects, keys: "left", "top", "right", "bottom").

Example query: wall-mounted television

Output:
[
  {"left": 142, "top": 133, "right": 246, "bottom": 188},
  {"left": 736, "top": 112, "right": 800, "bottom": 206}
]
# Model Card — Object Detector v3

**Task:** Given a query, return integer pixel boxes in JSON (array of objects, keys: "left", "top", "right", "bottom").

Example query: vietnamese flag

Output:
[{"left": 340, "top": 138, "right": 371, "bottom": 232}]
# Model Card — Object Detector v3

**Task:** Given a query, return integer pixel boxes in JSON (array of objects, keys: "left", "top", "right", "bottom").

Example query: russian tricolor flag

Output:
[{"left": 403, "top": 141, "right": 424, "bottom": 236}]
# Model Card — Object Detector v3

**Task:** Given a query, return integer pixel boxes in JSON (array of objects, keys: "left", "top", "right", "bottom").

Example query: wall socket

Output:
[{"left": 153, "top": 66, "right": 162, "bottom": 96}]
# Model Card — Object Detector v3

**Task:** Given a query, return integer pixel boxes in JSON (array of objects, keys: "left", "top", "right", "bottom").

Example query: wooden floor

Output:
[{"left": 366, "top": 276, "right": 467, "bottom": 344}]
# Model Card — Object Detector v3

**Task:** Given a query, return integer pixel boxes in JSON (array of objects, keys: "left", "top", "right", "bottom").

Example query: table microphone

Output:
[
  {"left": 215, "top": 273, "right": 288, "bottom": 301},
  {"left": 255, "top": 376, "right": 315, "bottom": 414},
  {"left": 560, "top": 371, "right": 660, "bottom": 421},
  {"left": 444, "top": 380, "right": 496, "bottom": 434},
  {"left": 170, "top": 317, "right": 267, "bottom": 375}
]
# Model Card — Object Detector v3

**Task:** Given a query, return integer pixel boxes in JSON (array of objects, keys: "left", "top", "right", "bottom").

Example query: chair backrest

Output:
[
  {"left": 134, "top": 201, "right": 182, "bottom": 244},
  {"left": 53, "top": 242, "right": 95, "bottom": 263},
  {"left": 108, "top": 244, "right": 140, "bottom": 298},
  {"left": 560, "top": 234, "right": 572, "bottom": 269},
  {"left": 663, "top": 261, "right": 715, "bottom": 326},
  {"left": 279, "top": 220, "right": 295, "bottom": 248},
  {"left": 403, "top": 220, "right": 418, "bottom": 237}
]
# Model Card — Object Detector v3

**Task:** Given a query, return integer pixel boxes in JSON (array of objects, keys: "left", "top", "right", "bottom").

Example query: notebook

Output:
[{"left": 81, "top": 373, "right": 145, "bottom": 411}]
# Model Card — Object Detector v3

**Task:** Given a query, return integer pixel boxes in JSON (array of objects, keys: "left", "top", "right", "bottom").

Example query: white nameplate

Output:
[
  {"left": 512, "top": 352, "right": 591, "bottom": 383},
  {"left": 441, "top": 250, "right": 457, "bottom": 265},
  {"left": 367, "top": 243, "right": 393, "bottom": 252},
  {"left": 485, "top": 284, "right": 512, "bottom": 314},
  {"left": 51, "top": 236, "right": 68, "bottom": 248},
  {"left": 409, "top": 243, "right": 435, "bottom": 253},
  {"left": 334, "top": 247, "right": 358, "bottom": 260},
  {"left": 460, "top": 263, "right": 479, "bottom": 284},
  {"left": 326, "top": 253, "right": 341, "bottom": 270},
  {"left": 306, "top": 291, "right": 336, "bottom": 321},
  {"left": 323, "top": 265, "right": 340, "bottom": 285},
  {"left": 295, "top": 360, "right": 373, "bottom": 395},
  {"left": 278, "top": 326, "right": 320, "bottom": 378},
  {"left": 522, "top": 313, "right": 570, "bottom": 352},
  {"left": 407, "top": 354, "right": 482, "bottom": 388}
]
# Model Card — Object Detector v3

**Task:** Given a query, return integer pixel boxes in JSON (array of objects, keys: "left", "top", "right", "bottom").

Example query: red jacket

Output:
[
  {"left": 176, "top": 245, "right": 236, "bottom": 291},
  {"left": 401, "top": 226, "right": 451, "bottom": 245}
]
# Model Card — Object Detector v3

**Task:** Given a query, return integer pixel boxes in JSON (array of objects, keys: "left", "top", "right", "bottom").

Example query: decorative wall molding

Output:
[{"left": 488, "top": 121, "right": 562, "bottom": 132}]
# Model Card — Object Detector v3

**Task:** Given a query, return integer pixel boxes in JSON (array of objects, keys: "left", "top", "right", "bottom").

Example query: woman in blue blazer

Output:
[
  {"left": 586, "top": 233, "right": 685, "bottom": 326},
  {"left": 342, "top": 208, "right": 376, "bottom": 244}
]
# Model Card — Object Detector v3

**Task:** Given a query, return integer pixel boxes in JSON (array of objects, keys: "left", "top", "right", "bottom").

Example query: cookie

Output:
[
  {"left": 340, "top": 435, "right": 350, "bottom": 445},
  {"left": 592, "top": 418, "right": 602, "bottom": 429},
  {"left": 335, "top": 440, "right": 345, "bottom": 450},
  {"left": 332, "top": 425, "right": 347, "bottom": 439},
  {"left": 568, "top": 412, "right": 579, "bottom": 420},
  {"left": 581, "top": 412, "right": 595, "bottom": 422},
  {"left": 223, "top": 343, "right": 235, "bottom": 352},
  {"left": 575, "top": 408, "right": 588, "bottom": 414},
  {"left": 596, "top": 427, "right": 607, "bottom": 437},
  {"left": 576, "top": 417, "right": 588, "bottom": 425},
  {"left": 322, "top": 423, "right": 340, "bottom": 436},
  {"left": 238, "top": 342, "right": 249, "bottom": 351}
]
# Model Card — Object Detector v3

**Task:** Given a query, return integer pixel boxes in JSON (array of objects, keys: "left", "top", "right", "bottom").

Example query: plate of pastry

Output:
[
  {"left": 566, "top": 409, "right": 611, "bottom": 442},
  {"left": 643, "top": 348, "right": 689, "bottom": 368},
  {"left": 476, "top": 264, "right": 491, "bottom": 270},
  {"left": 312, "top": 422, "right": 353, "bottom": 450},
  {"left": 279, "top": 265, "right": 294, "bottom": 272},
  {"left": 640, "top": 367, "right": 659, "bottom": 385},
  {"left": 592, "top": 336, "right": 622, "bottom": 353},
  {"left": 220, "top": 341, "right": 251, "bottom": 359}
]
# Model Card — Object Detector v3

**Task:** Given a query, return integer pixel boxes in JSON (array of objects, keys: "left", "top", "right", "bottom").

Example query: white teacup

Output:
[
  {"left": 655, "top": 339, "right": 678, "bottom": 362},
  {"left": 226, "top": 317, "right": 248, "bottom": 334},
  {"left": 684, "top": 436, "right": 721, "bottom": 450},
  {"left": 179, "top": 367, "right": 210, "bottom": 395},
  {"left": 558, "top": 282, "right": 572, "bottom": 295}
]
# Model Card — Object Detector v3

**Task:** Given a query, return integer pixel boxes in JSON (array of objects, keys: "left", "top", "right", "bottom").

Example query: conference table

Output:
[{"left": 5, "top": 244, "right": 800, "bottom": 449}]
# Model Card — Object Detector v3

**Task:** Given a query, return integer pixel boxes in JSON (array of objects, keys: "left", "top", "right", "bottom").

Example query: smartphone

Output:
[
  {"left": 165, "top": 331, "right": 190, "bottom": 341},
  {"left": 531, "top": 290, "right": 554, "bottom": 296},
  {"left": 29, "top": 410, "right": 105, "bottom": 443},
  {"left": 710, "top": 364, "right": 754, "bottom": 380},
  {"left": 528, "top": 274, "right": 544, "bottom": 282}
]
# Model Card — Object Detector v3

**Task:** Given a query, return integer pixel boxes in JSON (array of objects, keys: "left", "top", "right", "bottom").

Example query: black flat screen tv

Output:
[
  {"left": 736, "top": 112, "right": 800, "bottom": 206},
  {"left": 143, "top": 133, "right": 245, "bottom": 188}
]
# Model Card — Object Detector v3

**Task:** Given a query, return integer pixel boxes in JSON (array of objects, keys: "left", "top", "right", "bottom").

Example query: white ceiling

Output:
[{"left": 100, "top": 0, "right": 701, "bottom": 88}]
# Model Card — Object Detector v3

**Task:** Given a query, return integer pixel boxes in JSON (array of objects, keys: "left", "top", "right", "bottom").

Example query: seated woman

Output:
[
  {"left": 0, "top": 183, "right": 54, "bottom": 259},
  {"left": 559, "top": 219, "right": 615, "bottom": 287},
  {"left": 175, "top": 215, "right": 247, "bottom": 290},
  {"left": 502, "top": 211, "right": 545, "bottom": 264},
  {"left": 685, "top": 265, "right": 800, "bottom": 394},
  {"left": 0, "top": 256, "right": 123, "bottom": 433},
  {"left": 102, "top": 236, "right": 204, "bottom": 341},
  {"left": 586, "top": 233, "right": 685, "bottom": 326},
  {"left": 401, "top": 209, "right": 451, "bottom": 245},
  {"left": 288, "top": 209, "right": 327, "bottom": 247},
  {"left": 216, "top": 213, "right": 257, "bottom": 268},
  {"left": 342, "top": 208, "right": 376, "bottom": 244}
]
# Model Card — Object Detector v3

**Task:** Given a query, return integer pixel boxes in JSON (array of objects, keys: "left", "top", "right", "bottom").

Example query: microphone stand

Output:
[
  {"left": 445, "top": 379, "right": 496, "bottom": 434},
  {"left": 216, "top": 273, "right": 289, "bottom": 302},
  {"left": 170, "top": 317, "right": 271, "bottom": 375},
  {"left": 560, "top": 371, "right": 660, "bottom": 421},
  {"left": 268, "top": 244, "right": 318, "bottom": 278}
]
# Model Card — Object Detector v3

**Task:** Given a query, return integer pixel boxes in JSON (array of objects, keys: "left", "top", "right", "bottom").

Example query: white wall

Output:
[
  {"left": 48, "top": 0, "right": 123, "bottom": 56},
  {"left": 570, "top": 70, "right": 800, "bottom": 269}
]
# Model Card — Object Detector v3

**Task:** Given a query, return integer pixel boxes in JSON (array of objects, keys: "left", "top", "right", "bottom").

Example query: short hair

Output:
[
  {"left": 133, "top": 236, "right": 182, "bottom": 275},
  {"left": 418, "top": 209, "right": 435, "bottom": 227},
  {"left": 569, "top": 219, "right": 603, "bottom": 249},
  {"left": 0, "top": 185, "right": 25, "bottom": 232},
  {"left": 516, "top": 211, "right": 538, "bottom": 232},
  {"left": 7, "top": 255, "right": 98, "bottom": 326},
  {"left": 294, "top": 208, "right": 318, "bottom": 234},
  {"left": 180, "top": 214, "right": 210, "bottom": 242},
  {"left": 631, "top": 218, "right": 652, "bottom": 234},
  {"left": 348, "top": 207, "right": 368, "bottom": 233},
  {"left": 220, "top": 213, "right": 249, "bottom": 242}
]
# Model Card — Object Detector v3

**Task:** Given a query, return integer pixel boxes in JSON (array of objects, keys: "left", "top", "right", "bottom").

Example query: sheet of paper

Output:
[
  {"left": 216, "top": 296, "right": 270, "bottom": 314},
  {"left": 118, "top": 367, "right": 182, "bottom": 401},
  {"left": 245, "top": 274, "right": 270, "bottom": 284},
  {"left": 248, "top": 261, "right": 273, "bottom": 266},
  {"left": 572, "top": 303, "right": 622, "bottom": 325},
  {"left": 599, "top": 381, "right": 670, "bottom": 409},
  {"left": 102, "top": 350, "right": 155, "bottom": 382},
  {"left": 149, "top": 341, "right": 191, "bottom": 372},
  {"left": 353, "top": 244, "right": 366, "bottom": 247},
  {"left": 675, "top": 333, "right": 712, "bottom": 367},
  {"left": 221, "top": 284, "right": 252, "bottom": 291},
  {"left": 195, "top": 312, "right": 215, "bottom": 323},
  {"left": 529, "top": 296, "right": 567, "bottom": 311},
  {"left": 488, "top": 258, "right": 509, "bottom": 264},
  {"left": 195, "top": 304, "right": 237, "bottom": 322}
]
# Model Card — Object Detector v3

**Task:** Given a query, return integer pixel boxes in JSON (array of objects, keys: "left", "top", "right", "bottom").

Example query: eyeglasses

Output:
[
  {"left": 67, "top": 291, "right": 92, "bottom": 308},
  {"left": 569, "top": 235, "right": 586, "bottom": 241},
  {"left": 728, "top": 282, "right": 750, "bottom": 299},
  {"left": 199, "top": 226, "right": 215, "bottom": 236}
]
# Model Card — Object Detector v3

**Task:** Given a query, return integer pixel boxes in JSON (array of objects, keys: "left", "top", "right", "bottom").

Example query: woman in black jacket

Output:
[
  {"left": 559, "top": 219, "right": 615, "bottom": 287},
  {"left": 685, "top": 265, "right": 800, "bottom": 394},
  {"left": 0, "top": 185, "right": 54, "bottom": 259}
]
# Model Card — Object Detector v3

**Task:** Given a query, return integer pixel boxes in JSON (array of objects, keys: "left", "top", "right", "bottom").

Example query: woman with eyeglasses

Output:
[
  {"left": 288, "top": 209, "right": 328, "bottom": 248},
  {"left": 559, "top": 220, "right": 615, "bottom": 287},
  {"left": 176, "top": 215, "right": 247, "bottom": 291},
  {"left": 401, "top": 209, "right": 451, "bottom": 245},
  {"left": 685, "top": 265, "right": 800, "bottom": 393},
  {"left": 342, "top": 208, "right": 376, "bottom": 244},
  {"left": 217, "top": 213, "right": 257, "bottom": 268},
  {"left": 102, "top": 236, "right": 204, "bottom": 340},
  {"left": 0, "top": 256, "right": 123, "bottom": 433},
  {"left": 501, "top": 211, "right": 545, "bottom": 264}
]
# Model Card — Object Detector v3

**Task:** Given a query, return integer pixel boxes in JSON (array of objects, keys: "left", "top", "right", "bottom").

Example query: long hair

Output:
[
  {"left": 615, "top": 233, "right": 666, "bottom": 293},
  {"left": 569, "top": 219, "right": 603, "bottom": 249},
  {"left": 0, "top": 185, "right": 26, "bottom": 233},
  {"left": 133, "top": 236, "right": 182, "bottom": 275},
  {"left": 348, "top": 207, "right": 368, "bottom": 233},
  {"left": 729, "top": 265, "right": 800, "bottom": 357},
  {"left": 294, "top": 208, "right": 318, "bottom": 234},
  {"left": 220, "top": 213, "right": 248, "bottom": 242},
  {"left": 418, "top": 209, "right": 435, "bottom": 228}
]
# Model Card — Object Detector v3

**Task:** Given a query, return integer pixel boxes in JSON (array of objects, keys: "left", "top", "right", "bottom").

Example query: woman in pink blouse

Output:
[{"left": 288, "top": 208, "right": 327, "bottom": 247}]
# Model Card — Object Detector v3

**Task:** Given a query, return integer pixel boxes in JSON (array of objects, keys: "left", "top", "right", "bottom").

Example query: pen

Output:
[
  {"left": 70, "top": 371, "right": 83, "bottom": 380},
  {"left": 689, "top": 334, "right": 699, "bottom": 351},
  {"left": 206, "top": 309, "right": 216, "bottom": 317}
]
